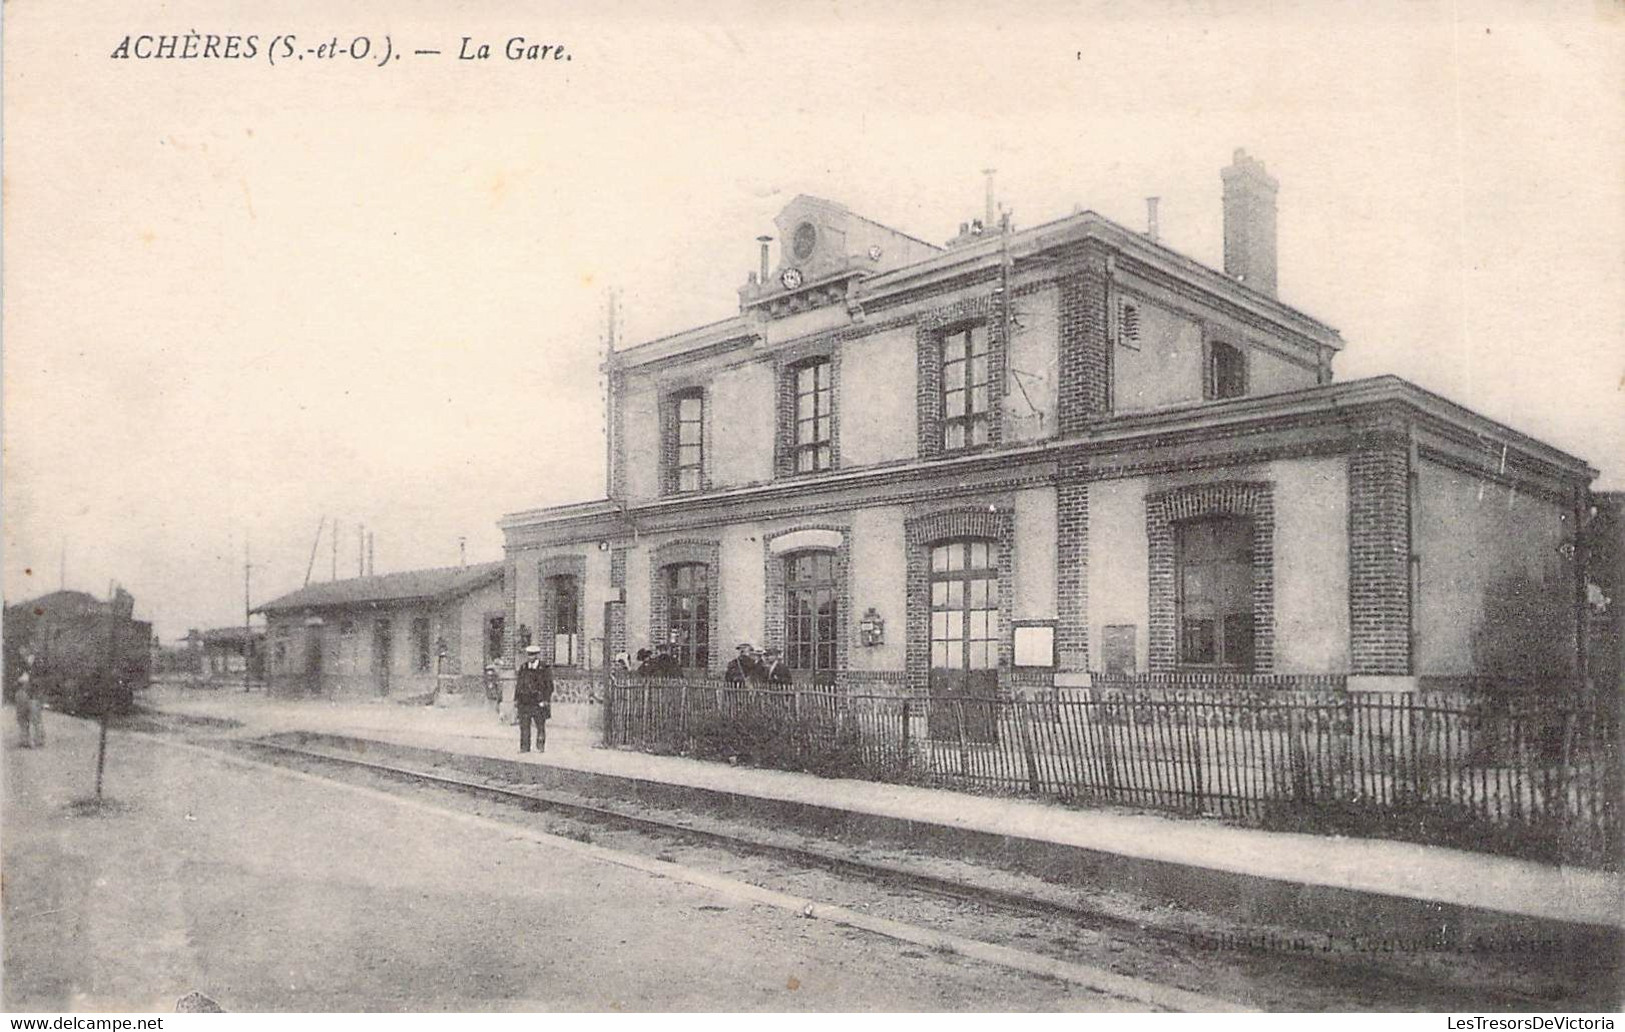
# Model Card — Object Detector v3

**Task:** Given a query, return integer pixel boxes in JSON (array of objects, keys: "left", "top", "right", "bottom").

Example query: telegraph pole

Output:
[
  {"left": 243, "top": 537, "right": 253, "bottom": 692},
  {"left": 96, "top": 581, "right": 116, "bottom": 802},
  {"left": 603, "top": 287, "right": 619, "bottom": 499},
  {"left": 303, "top": 516, "right": 325, "bottom": 587}
]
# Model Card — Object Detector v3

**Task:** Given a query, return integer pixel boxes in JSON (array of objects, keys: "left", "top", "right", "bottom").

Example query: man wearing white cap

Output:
[{"left": 515, "top": 644, "right": 554, "bottom": 753}]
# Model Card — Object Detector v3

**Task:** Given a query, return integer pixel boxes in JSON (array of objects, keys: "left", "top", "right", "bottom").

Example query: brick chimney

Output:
[{"left": 1221, "top": 148, "right": 1278, "bottom": 297}]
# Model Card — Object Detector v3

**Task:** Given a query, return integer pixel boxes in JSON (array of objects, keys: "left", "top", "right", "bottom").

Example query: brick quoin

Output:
[
  {"left": 1347, "top": 438, "right": 1412, "bottom": 675},
  {"left": 606, "top": 547, "right": 629, "bottom": 662},
  {"left": 1056, "top": 461, "right": 1090, "bottom": 670},
  {"left": 1057, "top": 245, "right": 1112, "bottom": 435}
]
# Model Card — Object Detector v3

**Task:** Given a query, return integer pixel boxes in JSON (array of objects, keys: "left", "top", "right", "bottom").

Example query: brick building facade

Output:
[{"left": 499, "top": 155, "right": 1596, "bottom": 696}]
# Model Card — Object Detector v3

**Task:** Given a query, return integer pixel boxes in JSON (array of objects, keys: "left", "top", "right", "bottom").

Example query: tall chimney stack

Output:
[
  {"left": 1145, "top": 197, "right": 1160, "bottom": 242},
  {"left": 1221, "top": 148, "right": 1279, "bottom": 297},
  {"left": 756, "top": 236, "right": 772, "bottom": 284}
]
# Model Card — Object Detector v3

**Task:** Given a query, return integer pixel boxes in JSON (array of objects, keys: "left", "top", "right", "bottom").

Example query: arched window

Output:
[
  {"left": 1176, "top": 516, "right": 1254, "bottom": 669},
  {"left": 665, "top": 563, "right": 710, "bottom": 670},
  {"left": 785, "top": 551, "right": 836, "bottom": 677}
]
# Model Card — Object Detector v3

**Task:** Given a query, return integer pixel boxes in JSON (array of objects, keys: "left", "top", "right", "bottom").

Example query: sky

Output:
[{"left": 4, "top": 0, "right": 1622, "bottom": 640}]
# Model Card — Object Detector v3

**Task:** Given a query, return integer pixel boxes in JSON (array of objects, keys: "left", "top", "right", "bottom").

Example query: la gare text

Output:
[
  {"left": 456, "top": 37, "right": 570, "bottom": 61},
  {"left": 109, "top": 34, "right": 569, "bottom": 62}
]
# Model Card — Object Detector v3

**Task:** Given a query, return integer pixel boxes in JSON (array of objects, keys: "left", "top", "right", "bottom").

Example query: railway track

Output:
[{"left": 229, "top": 734, "right": 1564, "bottom": 1012}]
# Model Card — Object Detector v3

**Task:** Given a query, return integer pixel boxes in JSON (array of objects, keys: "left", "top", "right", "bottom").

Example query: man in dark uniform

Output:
[
  {"left": 515, "top": 644, "right": 554, "bottom": 753},
  {"left": 760, "top": 646, "right": 793, "bottom": 687},
  {"left": 724, "top": 642, "right": 757, "bottom": 687}
]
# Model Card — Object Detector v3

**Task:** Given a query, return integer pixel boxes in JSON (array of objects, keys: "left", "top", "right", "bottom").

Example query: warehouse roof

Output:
[{"left": 253, "top": 562, "right": 503, "bottom": 614}]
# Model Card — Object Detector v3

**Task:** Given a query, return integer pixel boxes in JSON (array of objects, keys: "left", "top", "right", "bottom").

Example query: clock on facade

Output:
[{"left": 780, "top": 267, "right": 804, "bottom": 290}]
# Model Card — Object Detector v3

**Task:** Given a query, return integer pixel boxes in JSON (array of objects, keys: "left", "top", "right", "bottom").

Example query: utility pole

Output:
[
  {"left": 96, "top": 580, "right": 117, "bottom": 802},
  {"left": 243, "top": 536, "right": 253, "bottom": 692},
  {"left": 602, "top": 287, "right": 620, "bottom": 501},
  {"left": 357, "top": 523, "right": 365, "bottom": 577},
  {"left": 367, "top": 531, "right": 374, "bottom": 577},
  {"left": 331, "top": 515, "right": 338, "bottom": 580},
  {"left": 303, "top": 515, "right": 325, "bottom": 587}
]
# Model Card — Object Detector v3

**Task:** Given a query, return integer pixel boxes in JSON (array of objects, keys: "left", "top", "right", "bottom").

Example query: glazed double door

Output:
[{"left": 927, "top": 540, "right": 999, "bottom": 742}]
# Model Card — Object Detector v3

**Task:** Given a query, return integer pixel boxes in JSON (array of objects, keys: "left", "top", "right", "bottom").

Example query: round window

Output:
[{"left": 792, "top": 222, "right": 818, "bottom": 261}]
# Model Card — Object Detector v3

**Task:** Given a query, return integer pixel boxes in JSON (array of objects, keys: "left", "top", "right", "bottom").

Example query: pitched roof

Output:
[
  {"left": 253, "top": 561, "right": 504, "bottom": 614},
  {"left": 6, "top": 590, "right": 100, "bottom": 614},
  {"left": 194, "top": 626, "right": 265, "bottom": 644}
]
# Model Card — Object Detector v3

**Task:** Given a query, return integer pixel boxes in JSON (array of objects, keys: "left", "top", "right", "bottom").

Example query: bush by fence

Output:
[{"left": 604, "top": 677, "right": 1621, "bottom": 869}]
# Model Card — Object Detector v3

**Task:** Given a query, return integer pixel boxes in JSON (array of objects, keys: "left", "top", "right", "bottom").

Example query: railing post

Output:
[
  {"left": 901, "top": 699, "right": 911, "bottom": 771},
  {"left": 680, "top": 681, "right": 689, "bottom": 753},
  {"left": 1016, "top": 694, "right": 1042, "bottom": 795}
]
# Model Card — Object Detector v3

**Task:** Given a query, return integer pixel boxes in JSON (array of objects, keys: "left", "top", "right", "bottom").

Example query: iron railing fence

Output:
[{"left": 604, "top": 678, "right": 1621, "bottom": 869}]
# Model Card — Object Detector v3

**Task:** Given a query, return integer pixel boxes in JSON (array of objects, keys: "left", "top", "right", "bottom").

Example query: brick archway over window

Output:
[
  {"left": 649, "top": 539, "right": 721, "bottom": 674},
  {"left": 1145, "top": 481, "right": 1275, "bottom": 673},
  {"left": 762, "top": 525, "right": 851, "bottom": 674},
  {"left": 537, "top": 554, "right": 587, "bottom": 669},
  {"left": 904, "top": 507, "right": 1015, "bottom": 695}
]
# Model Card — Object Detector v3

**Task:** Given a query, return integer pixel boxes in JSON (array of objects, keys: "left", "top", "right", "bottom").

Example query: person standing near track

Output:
[{"left": 514, "top": 644, "right": 554, "bottom": 754}]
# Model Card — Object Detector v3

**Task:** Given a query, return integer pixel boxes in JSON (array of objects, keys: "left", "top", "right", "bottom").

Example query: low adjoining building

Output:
[
  {"left": 498, "top": 152, "right": 1596, "bottom": 696},
  {"left": 254, "top": 562, "right": 505, "bottom": 699},
  {"left": 181, "top": 626, "right": 265, "bottom": 684}
]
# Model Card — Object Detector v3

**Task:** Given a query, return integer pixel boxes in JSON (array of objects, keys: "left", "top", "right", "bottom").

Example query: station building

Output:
[
  {"left": 255, "top": 562, "right": 505, "bottom": 698},
  {"left": 498, "top": 152, "right": 1596, "bottom": 696}
]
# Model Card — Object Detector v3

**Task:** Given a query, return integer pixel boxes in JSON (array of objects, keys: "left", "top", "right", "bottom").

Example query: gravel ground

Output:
[
  {"left": 4, "top": 711, "right": 1149, "bottom": 1012},
  {"left": 239, "top": 732, "right": 1589, "bottom": 1012},
  {"left": 111, "top": 685, "right": 1619, "bottom": 1011}
]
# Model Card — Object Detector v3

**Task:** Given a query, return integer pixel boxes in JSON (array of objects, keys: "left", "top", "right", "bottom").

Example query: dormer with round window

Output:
[{"left": 739, "top": 195, "right": 944, "bottom": 318}]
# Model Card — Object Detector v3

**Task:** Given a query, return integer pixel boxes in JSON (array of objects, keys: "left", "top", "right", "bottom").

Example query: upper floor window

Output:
[
  {"left": 942, "top": 324, "right": 991, "bottom": 450},
  {"left": 670, "top": 389, "right": 704, "bottom": 493},
  {"left": 1176, "top": 516, "right": 1254, "bottom": 670},
  {"left": 793, "top": 358, "right": 833, "bottom": 473},
  {"left": 1207, "top": 341, "right": 1247, "bottom": 400}
]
